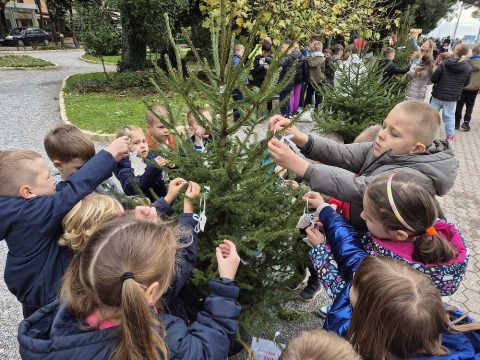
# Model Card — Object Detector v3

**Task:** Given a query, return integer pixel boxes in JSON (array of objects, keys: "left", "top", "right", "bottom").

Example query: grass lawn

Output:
[
  {"left": 81, "top": 54, "right": 121, "bottom": 64},
  {"left": 64, "top": 73, "right": 189, "bottom": 134},
  {"left": 0, "top": 54, "right": 55, "bottom": 67}
]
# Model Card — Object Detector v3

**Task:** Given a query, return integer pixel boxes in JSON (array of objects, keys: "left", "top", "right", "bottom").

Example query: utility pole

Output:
[{"left": 453, "top": 2, "right": 464, "bottom": 40}]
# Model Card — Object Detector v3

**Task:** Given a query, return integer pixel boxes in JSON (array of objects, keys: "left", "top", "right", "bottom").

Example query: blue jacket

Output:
[
  {"left": 114, "top": 152, "right": 167, "bottom": 202},
  {"left": 318, "top": 206, "right": 480, "bottom": 359},
  {"left": 0, "top": 150, "right": 116, "bottom": 307},
  {"left": 18, "top": 279, "right": 241, "bottom": 360}
]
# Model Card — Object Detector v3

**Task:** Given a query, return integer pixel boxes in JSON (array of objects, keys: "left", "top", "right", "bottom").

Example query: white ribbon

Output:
[{"left": 193, "top": 186, "right": 210, "bottom": 233}]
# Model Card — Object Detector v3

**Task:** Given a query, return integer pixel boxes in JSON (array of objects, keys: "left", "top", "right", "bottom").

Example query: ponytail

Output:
[
  {"left": 413, "top": 233, "right": 456, "bottom": 264},
  {"left": 111, "top": 277, "right": 168, "bottom": 360}
]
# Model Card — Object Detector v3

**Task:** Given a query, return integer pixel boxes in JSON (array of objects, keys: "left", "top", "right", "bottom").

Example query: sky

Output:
[{"left": 428, "top": 3, "right": 480, "bottom": 39}]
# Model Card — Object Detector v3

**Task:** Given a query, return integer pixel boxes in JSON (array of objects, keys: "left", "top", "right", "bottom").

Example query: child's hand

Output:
[
  {"left": 134, "top": 206, "right": 158, "bottom": 224},
  {"left": 303, "top": 191, "right": 325, "bottom": 209},
  {"left": 283, "top": 180, "right": 299, "bottom": 189},
  {"left": 268, "top": 114, "right": 293, "bottom": 134},
  {"left": 155, "top": 156, "right": 169, "bottom": 167},
  {"left": 184, "top": 181, "right": 201, "bottom": 213},
  {"left": 305, "top": 227, "right": 326, "bottom": 246},
  {"left": 216, "top": 240, "right": 241, "bottom": 280},
  {"left": 268, "top": 138, "right": 309, "bottom": 177},
  {"left": 106, "top": 136, "right": 130, "bottom": 161},
  {"left": 164, "top": 178, "right": 188, "bottom": 204}
]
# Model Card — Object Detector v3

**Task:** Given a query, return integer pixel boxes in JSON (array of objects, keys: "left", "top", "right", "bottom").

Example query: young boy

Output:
[
  {"left": 187, "top": 108, "right": 213, "bottom": 151},
  {"left": 268, "top": 100, "right": 458, "bottom": 231},
  {"left": 278, "top": 39, "right": 295, "bottom": 118},
  {"left": 430, "top": 43, "right": 472, "bottom": 141},
  {"left": 455, "top": 45, "right": 480, "bottom": 131},
  {"left": 0, "top": 138, "right": 129, "bottom": 318},
  {"left": 379, "top": 47, "right": 410, "bottom": 80},
  {"left": 146, "top": 104, "right": 175, "bottom": 151},
  {"left": 251, "top": 42, "right": 273, "bottom": 88},
  {"left": 325, "top": 44, "right": 343, "bottom": 85},
  {"left": 306, "top": 41, "right": 325, "bottom": 109}
]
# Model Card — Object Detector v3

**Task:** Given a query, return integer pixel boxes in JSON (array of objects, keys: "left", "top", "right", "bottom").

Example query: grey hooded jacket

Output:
[{"left": 300, "top": 136, "right": 458, "bottom": 230}]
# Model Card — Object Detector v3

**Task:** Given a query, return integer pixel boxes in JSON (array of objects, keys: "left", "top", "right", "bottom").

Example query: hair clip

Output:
[{"left": 425, "top": 226, "right": 438, "bottom": 237}]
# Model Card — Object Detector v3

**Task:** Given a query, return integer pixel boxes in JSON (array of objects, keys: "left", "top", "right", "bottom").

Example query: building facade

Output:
[{"left": 4, "top": 0, "right": 49, "bottom": 30}]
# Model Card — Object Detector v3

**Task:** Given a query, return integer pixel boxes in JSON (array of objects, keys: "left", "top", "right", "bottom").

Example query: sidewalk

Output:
[{"left": 441, "top": 99, "right": 480, "bottom": 319}]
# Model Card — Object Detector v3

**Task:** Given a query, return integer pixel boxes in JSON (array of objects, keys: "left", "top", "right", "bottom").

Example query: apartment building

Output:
[{"left": 4, "top": 0, "right": 50, "bottom": 30}]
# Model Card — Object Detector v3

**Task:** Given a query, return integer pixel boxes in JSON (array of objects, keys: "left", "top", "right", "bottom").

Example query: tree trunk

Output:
[
  {"left": 120, "top": 28, "right": 148, "bottom": 71},
  {"left": 0, "top": 4, "right": 8, "bottom": 36},
  {"left": 69, "top": 6, "right": 79, "bottom": 48}
]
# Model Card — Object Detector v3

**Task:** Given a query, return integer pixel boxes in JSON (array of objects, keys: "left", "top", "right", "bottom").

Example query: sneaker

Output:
[
  {"left": 317, "top": 304, "right": 332, "bottom": 319},
  {"left": 455, "top": 124, "right": 460, "bottom": 130},
  {"left": 461, "top": 123, "right": 470, "bottom": 131},
  {"left": 285, "top": 273, "right": 308, "bottom": 291},
  {"left": 299, "top": 280, "right": 322, "bottom": 300},
  {"left": 447, "top": 135, "right": 455, "bottom": 148}
]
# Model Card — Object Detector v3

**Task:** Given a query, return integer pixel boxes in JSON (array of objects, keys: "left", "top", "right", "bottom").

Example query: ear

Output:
[
  {"left": 392, "top": 229, "right": 409, "bottom": 241},
  {"left": 52, "top": 160, "right": 63, "bottom": 171},
  {"left": 411, "top": 142, "right": 426, "bottom": 154},
  {"left": 146, "top": 123, "right": 152, "bottom": 130},
  {"left": 18, "top": 185, "right": 36, "bottom": 199},
  {"left": 145, "top": 281, "right": 160, "bottom": 305}
]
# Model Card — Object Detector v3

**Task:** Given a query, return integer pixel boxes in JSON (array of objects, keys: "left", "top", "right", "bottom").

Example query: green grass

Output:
[
  {"left": 0, "top": 54, "right": 55, "bottom": 67},
  {"left": 63, "top": 72, "right": 109, "bottom": 92},
  {"left": 81, "top": 53, "right": 121, "bottom": 64}
]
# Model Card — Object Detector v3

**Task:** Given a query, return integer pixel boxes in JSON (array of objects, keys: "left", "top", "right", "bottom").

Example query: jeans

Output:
[
  {"left": 279, "top": 89, "right": 291, "bottom": 117},
  {"left": 455, "top": 89, "right": 478, "bottom": 125},
  {"left": 304, "top": 82, "right": 322, "bottom": 110},
  {"left": 430, "top": 96, "right": 456, "bottom": 137}
]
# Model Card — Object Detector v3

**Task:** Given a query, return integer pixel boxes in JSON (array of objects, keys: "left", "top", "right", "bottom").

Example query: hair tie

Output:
[
  {"left": 425, "top": 226, "right": 438, "bottom": 237},
  {"left": 386, "top": 174, "right": 415, "bottom": 232},
  {"left": 120, "top": 272, "right": 135, "bottom": 283}
]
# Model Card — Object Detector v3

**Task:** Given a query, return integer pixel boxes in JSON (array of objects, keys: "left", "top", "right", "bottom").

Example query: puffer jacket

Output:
[
  {"left": 317, "top": 206, "right": 480, "bottom": 359},
  {"left": 18, "top": 279, "right": 241, "bottom": 360},
  {"left": 379, "top": 58, "right": 409, "bottom": 79},
  {"left": 432, "top": 58, "right": 472, "bottom": 101},
  {"left": 300, "top": 136, "right": 458, "bottom": 231},
  {"left": 464, "top": 55, "right": 480, "bottom": 91},
  {"left": 405, "top": 63, "right": 433, "bottom": 100},
  {"left": 307, "top": 52, "right": 326, "bottom": 84},
  {"left": 290, "top": 49, "right": 308, "bottom": 84}
]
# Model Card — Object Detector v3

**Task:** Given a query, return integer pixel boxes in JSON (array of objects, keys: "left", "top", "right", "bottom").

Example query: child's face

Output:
[
  {"left": 148, "top": 118, "right": 170, "bottom": 143},
  {"left": 54, "top": 157, "right": 87, "bottom": 180},
  {"left": 325, "top": 52, "right": 331, "bottom": 59},
  {"left": 128, "top": 130, "right": 149, "bottom": 157},
  {"left": 29, "top": 158, "right": 57, "bottom": 196},
  {"left": 421, "top": 42, "right": 431, "bottom": 52},
  {"left": 373, "top": 108, "right": 424, "bottom": 157},
  {"left": 189, "top": 111, "right": 212, "bottom": 132},
  {"left": 361, "top": 194, "right": 394, "bottom": 240}
]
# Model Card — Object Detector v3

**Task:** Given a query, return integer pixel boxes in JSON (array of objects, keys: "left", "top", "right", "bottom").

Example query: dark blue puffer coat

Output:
[
  {"left": 318, "top": 206, "right": 480, "bottom": 359},
  {"left": 18, "top": 279, "right": 241, "bottom": 360}
]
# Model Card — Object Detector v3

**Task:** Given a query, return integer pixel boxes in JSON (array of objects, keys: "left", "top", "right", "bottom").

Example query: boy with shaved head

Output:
[
  {"left": 146, "top": 104, "right": 175, "bottom": 151},
  {"left": 268, "top": 100, "right": 458, "bottom": 231}
]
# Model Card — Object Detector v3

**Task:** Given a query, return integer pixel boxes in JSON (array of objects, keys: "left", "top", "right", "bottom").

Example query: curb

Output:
[
  {"left": 0, "top": 64, "right": 58, "bottom": 70},
  {"left": 59, "top": 74, "right": 117, "bottom": 142}
]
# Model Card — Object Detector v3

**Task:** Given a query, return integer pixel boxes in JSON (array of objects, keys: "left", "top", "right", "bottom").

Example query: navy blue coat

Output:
[
  {"left": 318, "top": 206, "right": 480, "bottom": 359},
  {"left": 0, "top": 150, "right": 116, "bottom": 308},
  {"left": 18, "top": 279, "right": 241, "bottom": 360},
  {"left": 114, "top": 153, "right": 167, "bottom": 202}
]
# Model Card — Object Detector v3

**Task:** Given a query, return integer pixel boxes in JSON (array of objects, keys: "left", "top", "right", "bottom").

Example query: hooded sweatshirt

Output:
[
  {"left": 464, "top": 55, "right": 480, "bottom": 91},
  {"left": 300, "top": 136, "right": 458, "bottom": 230},
  {"left": 18, "top": 279, "right": 241, "bottom": 360},
  {"left": 405, "top": 63, "right": 433, "bottom": 100},
  {"left": 432, "top": 58, "right": 472, "bottom": 101},
  {"left": 307, "top": 52, "right": 326, "bottom": 84},
  {"left": 0, "top": 150, "right": 116, "bottom": 307}
]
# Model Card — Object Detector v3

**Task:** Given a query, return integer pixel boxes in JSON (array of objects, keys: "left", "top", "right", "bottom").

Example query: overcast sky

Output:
[{"left": 428, "top": 4, "right": 479, "bottom": 39}]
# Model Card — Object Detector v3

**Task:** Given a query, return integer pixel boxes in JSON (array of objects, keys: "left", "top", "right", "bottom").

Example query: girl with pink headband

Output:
[{"left": 304, "top": 171, "right": 468, "bottom": 299}]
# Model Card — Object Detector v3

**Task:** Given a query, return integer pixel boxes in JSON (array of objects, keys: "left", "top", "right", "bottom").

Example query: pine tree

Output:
[
  {"left": 150, "top": 3, "right": 308, "bottom": 333},
  {"left": 313, "top": 60, "right": 406, "bottom": 143}
]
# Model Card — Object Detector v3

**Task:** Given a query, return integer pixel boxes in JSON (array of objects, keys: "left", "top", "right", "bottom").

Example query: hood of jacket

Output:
[
  {"left": 308, "top": 56, "right": 324, "bottom": 67},
  {"left": 444, "top": 58, "right": 471, "bottom": 73},
  {"left": 361, "top": 140, "right": 458, "bottom": 196},
  {"left": 468, "top": 57, "right": 480, "bottom": 71},
  {"left": 346, "top": 53, "right": 362, "bottom": 65}
]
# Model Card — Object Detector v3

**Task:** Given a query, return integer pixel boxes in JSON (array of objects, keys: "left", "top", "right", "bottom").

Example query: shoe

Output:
[
  {"left": 299, "top": 280, "right": 322, "bottom": 300},
  {"left": 317, "top": 304, "right": 332, "bottom": 319},
  {"left": 447, "top": 135, "right": 455, "bottom": 148},
  {"left": 285, "top": 273, "right": 309, "bottom": 291},
  {"left": 455, "top": 124, "right": 460, "bottom": 130},
  {"left": 461, "top": 123, "right": 470, "bottom": 131}
]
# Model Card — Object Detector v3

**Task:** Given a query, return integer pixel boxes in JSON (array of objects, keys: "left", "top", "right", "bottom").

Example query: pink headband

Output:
[{"left": 386, "top": 174, "right": 415, "bottom": 232}]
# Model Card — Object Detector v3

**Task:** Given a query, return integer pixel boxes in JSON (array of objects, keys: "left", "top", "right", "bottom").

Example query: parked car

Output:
[{"left": 2, "top": 28, "right": 52, "bottom": 46}]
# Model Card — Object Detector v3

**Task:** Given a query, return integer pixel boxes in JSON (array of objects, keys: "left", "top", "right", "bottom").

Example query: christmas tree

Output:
[
  {"left": 150, "top": 4, "right": 308, "bottom": 333},
  {"left": 314, "top": 60, "right": 406, "bottom": 143}
]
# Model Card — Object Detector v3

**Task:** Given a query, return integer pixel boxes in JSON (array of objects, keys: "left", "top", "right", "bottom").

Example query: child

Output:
[
  {"left": 289, "top": 42, "right": 307, "bottom": 115},
  {"left": 379, "top": 47, "right": 410, "bottom": 80},
  {"left": 305, "top": 41, "right": 325, "bottom": 109},
  {"left": 18, "top": 219, "right": 241, "bottom": 359},
  {"left": 278, "top": 39, "right": 295, "bottom": 117},
  {"left": 251, "top": 41, "right": 273, "bottom": 89},
  {"left": 306, "top": 172, "right": 468, "bottom": 297},
  {"left": 430, "top": 43, "right": 472, "bottom": 141},
  {"left": 0, "top": 138, "right": 129, "bottom": 318},
  {"left": 455, "top": 45, "right": 480, "bottom": 131},
  {"left": 280, "top": 329, "right": 360, "bottom": 360},
  {"left": 410, "top": 29, "right": 434, "bottom": 65},
  {"left": 146, "top": 104, "right": 175, "bottom": 151},
  {"left": 405, "top": 54, "right": 435, "bottom": 101},
  {"left": 187, "top": 108, "right": 213, "bottom": 151},
  {"left": 232, "top": 44, "right": 248, "bottom": 122},
  {"left": 44, "top": 124, "right": 122, "bottom": 194},
  {"left": 437, "top": 51, "right": 451, "bottom": 65},
  {"left": 324, "top": 44, "right": 343, "bottom": 85},
  {"left": 114, "top": 125, "right": 168, "bottom": 202},
  {"left": 353, "top": 124, "right": 381, "bottom": 143},
  {"left": 303, "top": 204, "right": 480, "bottom": 359},
  {"left": 334, "top": 44, "right": 365, "bottom": 88},
  {"left": 268, "top": 100, "right": 458, "bottom": 231}
]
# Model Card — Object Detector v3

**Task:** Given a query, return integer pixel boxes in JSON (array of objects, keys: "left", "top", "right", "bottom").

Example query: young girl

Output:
[
  {"left": 305, "top": 199, "right": 480, "bottom": 359},
  {"left": 306, "top": 172, "right": 468, "bottom": 297},
  {"left": 114, "top": 125, "right": 170, "bottom": 202},
  {"left": 411, "top": 30, "right": 434, "bottom": 65},
  {"left": 405, "top": 54, "right": 435, "bottom": 101},
  {"left": 18, "top": 218, "right": 241, "bottom": 360}
]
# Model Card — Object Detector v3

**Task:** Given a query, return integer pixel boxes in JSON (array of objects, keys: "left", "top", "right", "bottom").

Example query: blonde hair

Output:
[
  {"left": 393, "top": 100, "right": 440, "bottom": 145},
  {"left": 60, "top": 218, "right": 183, "bottom": 360},
  {"left": 187, "top": 108, "right": 212, "bottom": 126},
  {"left": 280, "top": 329, "right": 360, "bottom": 360},
  {"left": 60, "top": 193, "right": 124, "bottom": 252},
  {"left": 146, "top": 104, "right": 169, "bottom": 127},
  {"left": 0, "top": 150, "right": 43, "bottom": 196},
  {"left": 44, "top": 124, "right": 95, "bottom": 162},
  {"left": 354, "top": 125, "right": 382, "bottom": 143},
  {"left": 116, "top": 125, "right": 143, "bottom": 139}
]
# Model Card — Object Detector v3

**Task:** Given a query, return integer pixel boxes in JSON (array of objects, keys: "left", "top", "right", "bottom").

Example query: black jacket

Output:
[
  {"left": 251, "top": 54, "right": 272, "bottom": 87},
  {"left": 290, "top": 50, "right": 308, "bottom": 84},
  {"left": 279, "top": 54, "right": 295, "bottom": 92},
  {"left": 432, "top": 58, "right": 472, "bottom": 101},
  {"left": 379, "top": 58, "right": 409, "bottom": 80}
]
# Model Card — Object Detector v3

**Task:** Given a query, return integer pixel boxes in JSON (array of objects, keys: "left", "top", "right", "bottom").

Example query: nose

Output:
[
  {"left": 360, "top": 211, "right": 366, "bottom": 221},
  {"left": 377, "top": 128, "right": 385, "bottom": 140}
]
